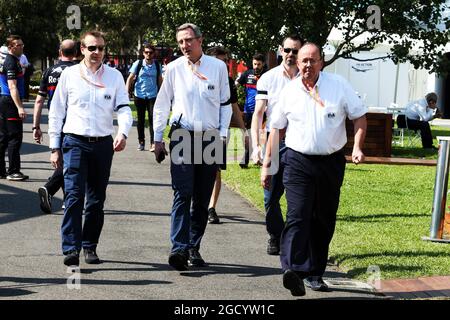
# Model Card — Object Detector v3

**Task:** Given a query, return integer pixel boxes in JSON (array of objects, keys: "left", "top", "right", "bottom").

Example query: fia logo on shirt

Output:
[
  {"left": 327, "top": 112, "right": 335, "bottom": 118},
  {"left": 104, "top": 94, "right": 111, "bottom": 100},
  {"left": 207, "top": 84, "right": 215, "bottom": 90}
]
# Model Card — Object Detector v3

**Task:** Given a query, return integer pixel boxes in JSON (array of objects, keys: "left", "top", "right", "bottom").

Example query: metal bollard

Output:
[{"left": 423, "top": 136, "right": 450, "bottom": 243}]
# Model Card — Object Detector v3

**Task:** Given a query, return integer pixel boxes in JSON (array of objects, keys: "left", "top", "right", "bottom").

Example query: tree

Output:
[{"left": 153, "top": 0, "right": 450, "bottom": 74}]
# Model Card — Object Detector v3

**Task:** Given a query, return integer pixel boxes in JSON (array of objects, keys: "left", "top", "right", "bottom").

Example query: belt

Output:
[{"left": 66, "top": 133, "right": 110, "bottom": 142}]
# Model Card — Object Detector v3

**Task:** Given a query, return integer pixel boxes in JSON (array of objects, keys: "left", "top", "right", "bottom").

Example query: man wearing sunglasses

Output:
[
  {"left": 48, "top": 30, "right": 133, "bottom": 267},
  {"left": 126, "top": 43, "right": 163, "bottom": 152},
  {"left": 251, "top": 35, "right": 303, "bottom": 256}
]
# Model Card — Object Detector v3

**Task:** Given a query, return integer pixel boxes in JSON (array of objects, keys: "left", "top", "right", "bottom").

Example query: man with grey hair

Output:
[
  {"left": 402, "top": 92, "right": 440, "bottom": 149},
  {"left": 153, "top": 23, "right": 232, "bottom": 271}
]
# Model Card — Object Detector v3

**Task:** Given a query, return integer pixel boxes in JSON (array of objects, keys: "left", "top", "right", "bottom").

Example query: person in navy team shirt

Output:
[{"left": 0, "top": 34, "right": 28, "bottom": 181}]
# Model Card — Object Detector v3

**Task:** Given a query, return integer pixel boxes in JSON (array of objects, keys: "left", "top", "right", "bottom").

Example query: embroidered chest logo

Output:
[
  {"left": 327, "top": 112, "right": 335, "bottom": 118},
  {"left": 104, "top": 94, "right": 111, "bottom": 100},
  {"left": 207, "top": 84, "right": 215, "bottom": 90}
]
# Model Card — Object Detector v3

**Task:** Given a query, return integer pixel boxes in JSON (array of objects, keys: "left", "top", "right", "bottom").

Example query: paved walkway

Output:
[{"left": 0, "top": 102, "right": 443, "bottom": 300}]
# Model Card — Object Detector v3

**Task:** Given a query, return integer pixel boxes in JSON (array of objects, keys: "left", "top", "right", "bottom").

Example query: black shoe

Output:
[
  {"left": 239, "top": 163, "right": 248, "bottom": 169},
  {"left": 137, "top": 142, "right": 145, "bottom": 151},
  {"left": 168, "top": 251, "right": 188, "bottom": 271},
  {"left": 83, "top": 248, "right": 101, "bottom": 264},
  {"left": 208, "top": 208, "right": 220, "bottom": 224},
  {"left": 6, "top": 172, "right": 29, "bottom": 181},
  {"left": 188, "top": 248, "right": 205, "bottom": 267},
  {"left": 267, "top": 235, "right": 280, "bottom": 255},
  {"left": 0, "top": 173, "right": 6, "bottom": 179},
  {"left": 304, "top": 276, "right": 330, "bottom": 292},
  {"left": 38, "top": 186, "right": 52, "bottom": 214},
  {"left": 283, "top": 269, "right": 306, "bottom": 296},
  {"left": 63, "top": 250, "right": 80, "bottom": 266}
]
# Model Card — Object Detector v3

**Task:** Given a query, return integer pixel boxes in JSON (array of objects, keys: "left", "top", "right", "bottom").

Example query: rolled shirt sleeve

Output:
[
  {"left": 219, "top": 63, "right": 232, "bottom": 137},
  {"left": 114, "top": 74, "right": 133, "bottom": 138}
]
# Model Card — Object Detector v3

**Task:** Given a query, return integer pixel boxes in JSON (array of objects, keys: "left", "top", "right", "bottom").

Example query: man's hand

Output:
[
  {"left": 154, "top": 141, "right": 168, "bottom": 163},
  {"left": 17, "top": 106, "right": 26, "bottom": 119},
  {"left": 251, "top": 145, "right": 263, "bottom": 166},
  {"left": 113, "top": 133, "right": 127, "bottom": 152},
  {"left": 33, "top": 128, "right": 42, "bottom": 144},
  {"left": 260, "top": 166, "right": 272, "bottom": 190},
  {"left": 352, "top": 148, "right": 365, "bottom": 165},
  {"left": 50, "top": 150, "right": 62, "bottom": 169}
]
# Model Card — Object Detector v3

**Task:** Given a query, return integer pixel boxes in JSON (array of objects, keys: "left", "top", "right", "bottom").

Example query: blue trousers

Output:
[
  {"left": 61, "top": 135, "right": 114, "bottom": 254},
  {"left": 169, "top": 132, "right": 218, "bottom": 253},
  {"left": 280, "top": 148, "right": 346, "bottom": 277},
  {"left": 263, "top": 140, "right": 286, "bottom": 238}
]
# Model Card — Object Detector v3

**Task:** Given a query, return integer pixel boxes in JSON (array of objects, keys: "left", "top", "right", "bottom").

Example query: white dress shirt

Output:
[
  {"left": 271, "top": 72, "right": 367, "bottom": 155},
  {"left": 48, "top": 63, "right": 133, "bottom": 148},
  {"left": 255, "top": 64, "right": 299, "bottom": 132},
  {"left": 153, "top": 54, "right": 232, "bottom": 141},
  {"left": 405, "top": 98, "right": 434, "bottom": 121}
]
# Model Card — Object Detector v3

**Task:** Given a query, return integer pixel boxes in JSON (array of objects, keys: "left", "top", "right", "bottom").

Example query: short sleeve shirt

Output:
[{"left": 0, "top": 54, "right": 24, "bottom": 98}]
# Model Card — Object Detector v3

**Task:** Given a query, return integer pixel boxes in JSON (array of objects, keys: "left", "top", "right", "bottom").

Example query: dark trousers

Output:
[
  {"left": 135, "top": 97, "right": 156, "bottom": 145},
  {"left": 169, "top": 132, "right": 219, "bottom": 253},
  {"left": 405, "top": 117, "right": 433, "bottom": 148},
  {"left": 45, "top": 167, "right": 64, "bottom": 196},
  {"left": 61, "top": 134, "right": 114, "bottom": 254},
  {"left": 280, "top": 148, "right": 346, "bottom": 277},
  {"left": 0, "top": 96, "right": 23, "bottom": 175},
  {"left": 263, "top": 139, "right": 286, "bottom": 239}
]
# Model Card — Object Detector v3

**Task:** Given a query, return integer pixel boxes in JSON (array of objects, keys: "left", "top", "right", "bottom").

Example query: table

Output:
[{"left": 345, "top": 112, "right": 393, "bottom": 157}]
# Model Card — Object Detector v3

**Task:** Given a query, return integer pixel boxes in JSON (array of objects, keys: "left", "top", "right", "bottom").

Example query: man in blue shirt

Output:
[
  {"left": 126, "top": 44, "right": 162, "bottom": 151},
  {"left": 0, "top": 35, "right": 28, "bottom": 181},
  {"left": 236, "top": 53, "right": 265, "bottom": 167}
]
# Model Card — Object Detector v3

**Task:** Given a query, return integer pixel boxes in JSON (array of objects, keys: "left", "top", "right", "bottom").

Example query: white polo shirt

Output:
[
  {"left": 48, "top": 63, "right": 133, "bottom": 149},
  {"left": 271, "top": 72, "right": 367, "bottom": 155},
  {"left": 153, "top": 54, "right": 232, "bottom": 141},
  {"left": 255, "top": 64, "right": 299, "bottom": 132}
]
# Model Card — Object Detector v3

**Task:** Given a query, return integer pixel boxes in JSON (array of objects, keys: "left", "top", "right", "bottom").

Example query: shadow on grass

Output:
[
  {"left": 330, "top": 251, "right": 447, "bottom": 278},
  {"left": 337, "top": 212, "right": 429, "bottom": 222}
]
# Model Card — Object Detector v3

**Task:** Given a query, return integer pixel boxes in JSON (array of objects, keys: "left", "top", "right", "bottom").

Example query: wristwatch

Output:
[{"left": 51, "top": 148, "right": 60, "bottom": 153}]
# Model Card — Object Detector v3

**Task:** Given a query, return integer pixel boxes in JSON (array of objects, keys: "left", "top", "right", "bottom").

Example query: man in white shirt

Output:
[
  {"left": 251, "top": 35, "right": 303, "bottom": 256},
  {"left": 262, "top": 43, "right": 367, "bottom": 296},
  {"left": 48, "top": 31, "right": 133, "bottom": 267},
  {"left": 153, "top": 23, "right": 232, "bottom": 271},
  {"left": 403, "top": 92, "right": 439, "bottom": 149}
]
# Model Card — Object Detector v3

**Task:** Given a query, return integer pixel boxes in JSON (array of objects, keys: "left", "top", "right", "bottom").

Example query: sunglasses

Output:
[
  {"left": 144, "top": 51, "right": 154, "bottom": 54},
  {"left": 86, "top": 45, "right": 105, "bottom": 52},
  {"left": 283, "top": 48, "right": 299, "bottom": 55}
]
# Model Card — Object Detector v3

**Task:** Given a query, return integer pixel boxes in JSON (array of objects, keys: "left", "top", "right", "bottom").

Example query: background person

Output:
[
  {"left": 236, "top": 53, "right": 265, "bottom": 168},
  {"left": 251, "top": 35, "right": 303, "bottom": 255},
  {"left": 205, "top": 46, "right": 247, "bottom": 224},
  {"left": 126, "top": 43, "right": 163, "bottom": 152},
  {"left": 33, "top": 39, "right": 76, "bottom": 214},
  {"left": 403, "top": 92, "right": 440, "bottom": 149},
  {"left": 0, "top": 35, "right": 28, "bottom": 181}
]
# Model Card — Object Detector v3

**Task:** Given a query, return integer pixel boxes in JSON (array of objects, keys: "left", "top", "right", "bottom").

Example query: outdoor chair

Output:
[{"left": 396, "top": 114, "right": 422, "bottom": 147}]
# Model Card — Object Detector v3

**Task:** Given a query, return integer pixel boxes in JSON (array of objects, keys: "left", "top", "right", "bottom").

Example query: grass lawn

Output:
[{"left": 222, "top": 127, "right": 450, "bottom": 281}]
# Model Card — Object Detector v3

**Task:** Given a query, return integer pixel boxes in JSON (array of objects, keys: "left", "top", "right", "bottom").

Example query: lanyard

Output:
[
  {"left": 307, "top": 85, "right": 325, "bottom": 108},
  {"left": 79, "top": 60, "right": 106, "bottom": 88},
  {"left": 188, "top": 60, "right": 208, "bottom": 81}
]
